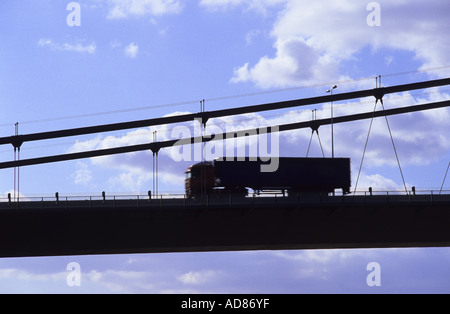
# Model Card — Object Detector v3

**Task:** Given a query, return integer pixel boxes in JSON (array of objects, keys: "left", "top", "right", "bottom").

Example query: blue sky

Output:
[{"left": 0, "top": 0, "right": 450, "bottom": 293}]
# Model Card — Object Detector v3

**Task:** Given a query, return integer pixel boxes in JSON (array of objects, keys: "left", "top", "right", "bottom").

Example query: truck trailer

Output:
[{"left": 185, "top": 157, "right": 351, "bottom": 198}]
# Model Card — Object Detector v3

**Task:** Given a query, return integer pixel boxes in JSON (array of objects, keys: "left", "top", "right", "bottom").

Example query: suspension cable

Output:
[
  {"left": 380, "top": 100, "right": 408, "bottom": 194},
  {"left": 353, "top": 99, "right": 410, "bottom": 194},
  {"left": 354, "top": 100, "right": 409, "bottom": 195},
  {"left": 306, "top": 110, "right": 326, "bottom": 158},
  {"left": 306, "top": 129, "right": 325, "bottom": 158},
  {"left": 317, "top": 131, "right": 325, "bottom": 158},
  {"left": 354, "top": 75, "right": 409, "bottom": 195},
  {"left": 440, "top": 162, "right": 450, "bottom": 194},
  {"left": 354, "top": 102, "right": 378, "bottom": 194},
  {"left": 306, "top": 132, "right": 314, "bottom": 158}
]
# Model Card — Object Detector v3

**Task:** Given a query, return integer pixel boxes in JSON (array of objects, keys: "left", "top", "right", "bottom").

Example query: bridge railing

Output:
[{"left": 1, "top": 189, "right": 450, "bottom": 209}]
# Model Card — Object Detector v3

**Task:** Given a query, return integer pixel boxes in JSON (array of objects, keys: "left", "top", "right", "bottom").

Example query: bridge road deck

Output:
[{"left": 0, "top": 194, "right": 449, "bottom": 258}]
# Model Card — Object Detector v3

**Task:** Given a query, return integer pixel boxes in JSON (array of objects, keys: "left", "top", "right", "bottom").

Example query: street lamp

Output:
[{"left": 327, "top": 85, "right": 338, "bottom": 159}]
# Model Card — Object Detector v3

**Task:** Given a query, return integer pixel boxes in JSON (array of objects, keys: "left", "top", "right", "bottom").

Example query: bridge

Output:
[
  {"left": 0, "top": 191, "right": 450, "bottom": 258},
  {"left": 0, "top": 77, "right": 450, "bottom": 258}
]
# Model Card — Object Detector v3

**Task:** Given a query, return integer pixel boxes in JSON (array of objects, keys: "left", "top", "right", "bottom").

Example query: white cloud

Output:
[
  {"left": 109, "top": 39, "right": 122, "bottom": 50},
  {"left": 177, "top": 270, "right": 221, "bottom": 285},
  {"left": 0, "top": 190, "right": 31, "bottom": 202},
  {"left": 67, "top": 126, "right": 188, "bottom": 192},
  {"left": 106, "top": 0, "right": 184, "bottom": 19},
  {"left": 38, "top": 39, "right": 96, "bottom": 54},
  {"left": 245, "top": 29, "right": 261, "bottom": 45},
  {"left": 69, "top": 137, "right": 103, "bottom": 154},
  {"left": 71, "top": 162, "right": 95, "bottom": 187},
  {"left": 275, "top": 250, "right": 335, "bottom": 264},
  {"left": 385, "top": 55, "right": 394, "bottom": 67},
  {"left": 107, "top": 169, "right": 151, "bottom": 191},
  {"left": 355, "top": 173, "right": 403, "bottom": 191},
  {"left": 85, "top": 269, "right": 156, "bottom": 293},
  {"left": 124, "top": 42, "right": 139, "bottom": 58},
  {"left": 0, "top": 268, "right": 65, "bottom": 282},
  {"left": 215, "top": 0, "right": 450, "bottom": 88},
  {"left": 231, "top": 37, "right": 342, "bottom": 88},
  {"left": 0, "top": 267, "right": 157, "bottom": 294},
  {"left": 199, "top": 0, "right": 284, "bottom": 15}
]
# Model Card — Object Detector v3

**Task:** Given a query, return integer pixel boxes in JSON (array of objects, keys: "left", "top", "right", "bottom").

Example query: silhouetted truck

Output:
[{"left": 185, "top": 157, "right": 351, "bottom": 198}]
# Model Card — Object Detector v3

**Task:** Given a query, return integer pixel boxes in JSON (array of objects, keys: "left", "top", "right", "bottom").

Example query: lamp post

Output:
[{"left": 327, "top": 85, "right": 338, "bottom": 158}]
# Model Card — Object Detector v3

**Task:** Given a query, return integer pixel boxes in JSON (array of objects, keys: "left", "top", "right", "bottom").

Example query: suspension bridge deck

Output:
[{"left": 0, "top": 193, "right": 449, "bottom": 258}]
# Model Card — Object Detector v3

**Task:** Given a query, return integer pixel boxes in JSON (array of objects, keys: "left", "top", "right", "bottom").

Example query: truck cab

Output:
[{"left": 185, "top": 161, "right": 215, "bottom": 198}]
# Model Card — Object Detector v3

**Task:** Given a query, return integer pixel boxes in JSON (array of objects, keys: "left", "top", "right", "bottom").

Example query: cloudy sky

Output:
[{"left": 0, "top": 0, "right": 450, "bottom": 293}]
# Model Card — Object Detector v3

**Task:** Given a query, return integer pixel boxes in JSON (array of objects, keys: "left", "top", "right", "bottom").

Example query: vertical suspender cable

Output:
[
  {"left": 155, "top": 131, "right": 158, "bottom": 197},
  {"left": 17, "top": 146, "right": 20, "bottom": 203},
  {"left": 152, "top": 131, "right": 156, "bottom": 199},
  {"left": 13, "top": 146, "right": 16, "bottom": 202},
  {"left": 14, "top": 122, "right": 20, "bottom": 203}
]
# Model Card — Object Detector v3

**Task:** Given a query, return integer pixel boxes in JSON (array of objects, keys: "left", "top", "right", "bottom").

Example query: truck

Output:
[{"left": 185, "top": 157, "right": 351, "bottom": 198}]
